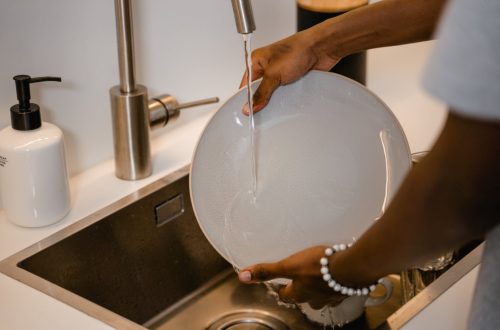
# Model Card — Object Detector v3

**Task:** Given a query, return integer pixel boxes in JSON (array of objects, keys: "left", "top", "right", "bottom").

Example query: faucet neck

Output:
[
  {"left": 114, "top": 0, "right": 137, "bottom": 93},
  {"left": 231, "top": 0, "right": 256, "bottom": 34}
]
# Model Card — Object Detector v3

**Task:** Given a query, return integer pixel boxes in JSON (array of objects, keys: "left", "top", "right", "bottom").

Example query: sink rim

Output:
[
  {"left": 0, "top": 165, "right": 192, "bottom": 330},
  {"left": 0, "top": 163, "right": 484, "bottom": 329}
]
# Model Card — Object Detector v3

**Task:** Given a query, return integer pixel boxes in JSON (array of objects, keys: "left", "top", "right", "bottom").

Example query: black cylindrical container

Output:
[{"left": 297, "top": 1, "right": 368, "bottom": 85}]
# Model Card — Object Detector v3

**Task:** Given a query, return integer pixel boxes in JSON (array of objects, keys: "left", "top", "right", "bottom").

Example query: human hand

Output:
[
  {"left": 240, "top": 28, "right": 341, "bottom": 115},
  {"left": 237, "top": 246, "right": 346, "bottom": 309}
]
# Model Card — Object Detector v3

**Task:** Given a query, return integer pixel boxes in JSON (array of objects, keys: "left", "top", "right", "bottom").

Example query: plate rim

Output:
[{"left": 189, "top": 70, "right": 411, "bottom": 267}]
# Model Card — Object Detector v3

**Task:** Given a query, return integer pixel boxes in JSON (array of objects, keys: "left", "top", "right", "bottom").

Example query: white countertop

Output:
[{"left": 0, "top": 44, "right": 478, "bottom": 329}]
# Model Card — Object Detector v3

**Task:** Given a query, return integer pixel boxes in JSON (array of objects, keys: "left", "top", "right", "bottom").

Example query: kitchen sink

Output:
[{"left": 0, "top": 165, "right": 482, "bottom": 329}]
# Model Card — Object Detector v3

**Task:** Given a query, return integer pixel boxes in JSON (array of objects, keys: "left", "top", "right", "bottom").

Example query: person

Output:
[{"left": 236, "top": 0, "right": 500, "bottom": 328}]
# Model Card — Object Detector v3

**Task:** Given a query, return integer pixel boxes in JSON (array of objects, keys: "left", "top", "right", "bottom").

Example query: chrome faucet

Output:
[
  {"left": 231, "top": 0, "right": 256, "bottom": 34},
  {"left": 110, "top": 0, "right": 219, "bottom": 180}
]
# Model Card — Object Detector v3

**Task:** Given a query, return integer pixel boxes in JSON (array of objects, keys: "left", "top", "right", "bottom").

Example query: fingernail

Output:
[
  {"left": 239, "top": 270, "right": 252, "bottom": 283},
  {"left": 242, "top": 103, "right": 249, "bottom": 115}
]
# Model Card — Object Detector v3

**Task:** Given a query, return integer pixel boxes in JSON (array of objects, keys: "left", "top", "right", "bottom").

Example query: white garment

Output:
[
  {"left": 423, "top": 0, "right": 500, "bottom": 121},
  {"left": 423, "top": 0, "right": 500, "bottom": 329}
]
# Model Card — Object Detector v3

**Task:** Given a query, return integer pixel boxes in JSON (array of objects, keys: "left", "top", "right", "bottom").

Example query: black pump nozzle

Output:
[
  {"left": 14, "top": 75, "right": 62, "bottom": 111},
  {"left": 10, "top": 75, "right": 62, "bottom": 131}
]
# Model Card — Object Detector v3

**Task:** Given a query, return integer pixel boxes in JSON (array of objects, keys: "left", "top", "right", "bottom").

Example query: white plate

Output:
[{"left": 190, "top": 71, "right": 411, "bottom": 269}]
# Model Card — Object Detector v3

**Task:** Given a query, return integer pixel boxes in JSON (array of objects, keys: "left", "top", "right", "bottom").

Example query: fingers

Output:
[
  {"left": 237, "top": 245, "right": 346, "bottom": 309},
  {"left": 238, "top": 262, "right": 287, "bottom": 283},
  {"left": 242, "top": 74, "right": 281, "bottom": 115},
  {"left": 308, "top": 299, "right": 328, "bottom": 310},
  {"left": 253, "top": 74, "right": 281, "bottom": 112},
  {"left": 239, "top": 273, "right": 341, "bottom": 310},
  {"left": 238, "top": 47, "right": 281, "bottom": 115},
  {"left": 239, "top": 48, "right": 265, "bottom": 89},
  {"left": 239, "top": 246, "right": 327, "bottom": 283},
  {"left": 279, "top": 282, "right": 344, "bottom": 309},
  {"left": 278, "top": 281, "right": 308, "bottom": 303}
]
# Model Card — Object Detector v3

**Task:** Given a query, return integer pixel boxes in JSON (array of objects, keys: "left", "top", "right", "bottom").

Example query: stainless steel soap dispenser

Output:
[{"left": 0, "top": 75, "right": 70, "bottom": 227}]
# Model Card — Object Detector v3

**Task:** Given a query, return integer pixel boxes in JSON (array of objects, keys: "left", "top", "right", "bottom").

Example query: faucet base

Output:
[{"left": 110, "top": 84, "right": 152, "bottom": 180}]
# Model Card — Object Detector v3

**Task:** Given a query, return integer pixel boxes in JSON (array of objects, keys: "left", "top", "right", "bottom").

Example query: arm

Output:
[
  {"left": 239, "top": 112, "right": 500, "bottom": 307},
  {"left": 243, "top": 0, "right": 447, "bottom": 114},
  {"left": 331, "top": 112, "right": 500, "bottom": 286}
]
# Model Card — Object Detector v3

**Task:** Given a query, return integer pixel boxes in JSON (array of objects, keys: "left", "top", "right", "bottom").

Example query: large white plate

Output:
[{"left": 190, "top": 71, "right": 411, "bottom": 269}]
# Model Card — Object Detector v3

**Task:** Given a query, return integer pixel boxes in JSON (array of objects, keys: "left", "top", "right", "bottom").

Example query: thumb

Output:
[
  {"left": 238, "top": 262, "right": 287, "bottom": 283},
  {"left": 243, "top": 74, "right": 281, "bottom": 115}
]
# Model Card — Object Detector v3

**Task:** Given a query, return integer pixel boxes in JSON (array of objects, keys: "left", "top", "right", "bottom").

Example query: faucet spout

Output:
[{"left": 231, "top": 0, "right": 256, "bottom": 34}]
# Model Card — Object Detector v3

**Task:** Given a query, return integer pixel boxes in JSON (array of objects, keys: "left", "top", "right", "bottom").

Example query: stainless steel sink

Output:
[
  {"left": 0, "top": 166, "right": 320, "bottom": 329},
  {"left": 0, "top": 165, "right": 483, "bottom": 329}
]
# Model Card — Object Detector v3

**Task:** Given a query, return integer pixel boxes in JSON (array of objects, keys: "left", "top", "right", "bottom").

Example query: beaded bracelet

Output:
[{"left": 320, "top": 244, "right": 380, "bottom": 296}]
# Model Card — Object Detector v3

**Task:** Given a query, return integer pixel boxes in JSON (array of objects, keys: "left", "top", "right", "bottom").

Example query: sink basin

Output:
[
  {"left": 15, "top": 167, "right": 229, "bottom": 326},
  {"left": 0, "top": 165, "right": 482, "bottom": 329}
]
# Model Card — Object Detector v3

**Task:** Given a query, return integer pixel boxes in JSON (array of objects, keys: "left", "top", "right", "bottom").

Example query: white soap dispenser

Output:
[{"left": 0, "top": 75, "right": 70, "bottom": 227}]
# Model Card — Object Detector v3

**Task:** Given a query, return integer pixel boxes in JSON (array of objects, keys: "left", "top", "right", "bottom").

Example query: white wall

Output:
[
  {"left": 0, "top": 0, "right": 297, "bottom": 177},
  {"left": 367, "top": 42, "right": 447, "bottom": 154}
]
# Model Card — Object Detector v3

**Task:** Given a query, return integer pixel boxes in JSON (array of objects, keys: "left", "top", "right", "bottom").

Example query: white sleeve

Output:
[{"left": 423, "top": 0, "right": 500, "bottom": 121}]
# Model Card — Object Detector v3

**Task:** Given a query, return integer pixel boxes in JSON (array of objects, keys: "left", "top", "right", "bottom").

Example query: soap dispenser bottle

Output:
[{"left": 0, "top": 75, "right": 70, "bottom": 227}]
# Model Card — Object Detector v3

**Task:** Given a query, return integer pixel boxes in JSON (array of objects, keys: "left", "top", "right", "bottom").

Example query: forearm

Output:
[
  {"left": 310, "top": 0, "right": 447, "bottom": 59},
  {"left": 331, "top": 112, "right": 500, "bottom": 287}
]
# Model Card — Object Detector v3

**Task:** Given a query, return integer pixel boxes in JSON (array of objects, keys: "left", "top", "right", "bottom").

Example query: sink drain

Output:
[{"left": 208, "top": 311, "right": 289, "bottom": 330}]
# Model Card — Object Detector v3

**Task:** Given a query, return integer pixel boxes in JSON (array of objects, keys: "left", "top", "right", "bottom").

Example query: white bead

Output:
[
  {"left": 370, "top": 285, "right": 377, "bottom": 292},
  {"left": 321, "top": 241, "right": 372, "bottom": 297}
]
